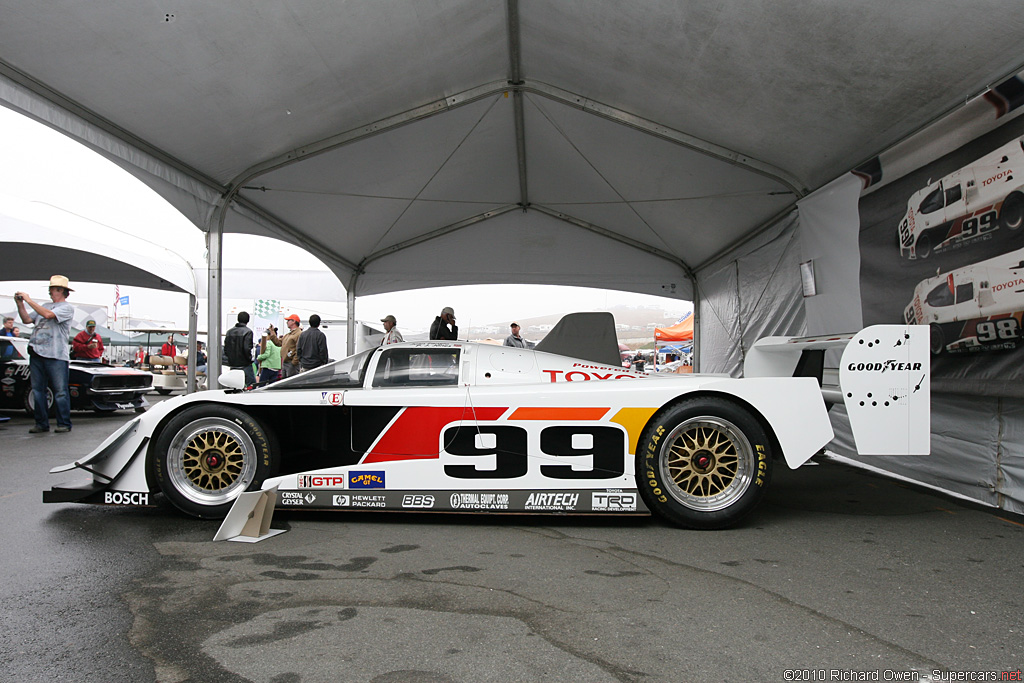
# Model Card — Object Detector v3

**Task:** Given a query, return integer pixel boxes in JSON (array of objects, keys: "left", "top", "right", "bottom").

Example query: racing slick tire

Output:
[
  {"left": 1001, "top": 193, "right": 1024, "bottom": 231},
  {"left": 929, "top": 324, "right": 945, "bottom": 356},
  {"left": 915, "top": 234, "right": 932, "bottom": 259},
  {"left": 636, "top": 397, "right": 772, "bottom": 530},
  {"left": 23, "top": 386, "right": 54, "bottom": 418},
  {"left": 153, "top": 405, "right": 278, "bottom": 519}
]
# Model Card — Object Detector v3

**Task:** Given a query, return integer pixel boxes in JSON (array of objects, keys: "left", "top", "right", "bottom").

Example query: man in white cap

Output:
[
  {"left": 380, "top": 314, "right": 404, "bottom": 345},
  {"left": 429, "top": 306, "right": 458, "bottom": 340},
  {"left": 15, "top": 275, "right": 75, "bottom": 433}
]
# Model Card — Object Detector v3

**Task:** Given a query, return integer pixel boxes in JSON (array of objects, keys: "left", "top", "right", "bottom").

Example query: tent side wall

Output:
[
  {"left": 694, "top": 212, "right": 806, "bottom": 376},
  {"left": 695, "top": 89, "right": 1024, "bottom": 514}
]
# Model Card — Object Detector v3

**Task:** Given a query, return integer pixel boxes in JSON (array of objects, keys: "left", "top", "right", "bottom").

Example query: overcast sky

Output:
[{"left": 0, "top": 106, "right": 690, "bottom": 334}]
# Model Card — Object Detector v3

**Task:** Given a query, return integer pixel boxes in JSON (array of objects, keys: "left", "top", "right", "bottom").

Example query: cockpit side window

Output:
[
  {"left": 955, "top": 282, "right": 974, "bottom": 304},
  {"left": 372, "top": 348, "right": 461, "bottom": 387},
  {"left": 944, "top": 184, "right": 962, "bottom": 205}
]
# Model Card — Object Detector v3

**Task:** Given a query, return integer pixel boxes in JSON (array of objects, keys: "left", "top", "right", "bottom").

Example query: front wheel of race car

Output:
[
  {"left": 153, "top": 405, "right": 278, "bottom": 518},
  {"left": 929, "top": 324, "right": 945, "bottom": 356},
  {"left": 915, "top": 234, "right": 932, "bottom": 259},
  {"left": 1001, "top": 193, "right": 1024, "bottom": 231},
  {"left": 636, "top": 397, "right": 772, "bottom": 530}
]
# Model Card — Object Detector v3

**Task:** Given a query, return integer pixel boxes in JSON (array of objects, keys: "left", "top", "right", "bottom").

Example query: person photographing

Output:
[
  {"left": 16, "top": 275, "right": 75, "bottom": 433},
  {"left": 257, "top": 325, "right": 282, "bottom": 385}
]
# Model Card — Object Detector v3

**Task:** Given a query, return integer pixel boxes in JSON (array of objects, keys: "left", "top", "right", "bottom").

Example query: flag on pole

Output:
[
  {"left": 113, "top": 285, "right": 120, "bottom": 321},
  {"left": 251, "top": 299, "right": 283, "bottom": 338}
]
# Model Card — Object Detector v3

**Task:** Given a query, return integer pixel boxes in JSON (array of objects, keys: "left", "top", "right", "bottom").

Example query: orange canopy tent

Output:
[{"left": 654, "top": 315, "right": 693, "bottom": 343}]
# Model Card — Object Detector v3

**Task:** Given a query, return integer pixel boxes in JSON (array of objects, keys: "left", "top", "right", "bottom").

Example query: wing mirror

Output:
[{"left": 219, "top": 369, "right": 246, "bottom": 390}]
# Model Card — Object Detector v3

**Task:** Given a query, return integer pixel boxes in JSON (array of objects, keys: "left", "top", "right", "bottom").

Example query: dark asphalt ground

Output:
[{"left": 1, "top": 395, "right": 1022, "bottom": 682}]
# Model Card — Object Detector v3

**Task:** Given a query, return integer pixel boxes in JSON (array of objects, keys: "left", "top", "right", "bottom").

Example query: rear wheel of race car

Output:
[
  {"left": 22, "top": 386, "right": 54, "bottom": 418},
  {"left": 153, "top": 405, "right": 278, "bottom": 519},
  {"left": 636, "top": 397, "right": 772, "bottom": 530}
]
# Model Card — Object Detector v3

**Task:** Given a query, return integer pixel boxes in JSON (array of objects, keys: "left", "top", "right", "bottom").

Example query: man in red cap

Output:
[{"left": 269, "top": 313, "right": 302, "bottom": 379}]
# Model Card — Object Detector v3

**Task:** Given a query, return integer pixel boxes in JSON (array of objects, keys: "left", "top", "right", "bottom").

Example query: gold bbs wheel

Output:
[
  {"left": 155, "top": 405, "right": 277, "bottom": 518},
  {"left": 637, "top": 397, "right": 772, "bottom": 529},
  {"left": 167, "top": 417, "right": 257, "bottom": 506},
  {"left": 660, "top": 416, "right": 754, "bottom": 512}
]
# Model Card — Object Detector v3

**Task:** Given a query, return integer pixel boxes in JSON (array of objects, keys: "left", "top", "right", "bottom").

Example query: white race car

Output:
[{"left": 44, "top": 314, "right": 930, "bottom": 530}]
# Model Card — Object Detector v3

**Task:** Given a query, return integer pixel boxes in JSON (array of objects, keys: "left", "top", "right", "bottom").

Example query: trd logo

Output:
[
  {"left": 591, "top": 492, "right": 637, "bottom": 511},
  {"left": 401, "top": 495, "right": 435, "bottom": 508}
]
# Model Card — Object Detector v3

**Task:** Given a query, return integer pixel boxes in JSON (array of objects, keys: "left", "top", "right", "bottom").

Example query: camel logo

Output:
[{"left": 348, "top": 471, "right": 385, "bottom": 489}]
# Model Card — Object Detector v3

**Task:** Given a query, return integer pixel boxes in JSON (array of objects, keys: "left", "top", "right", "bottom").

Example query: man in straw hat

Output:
[{"left": 15, "top": 275, "right": 76, "bottom": 433}]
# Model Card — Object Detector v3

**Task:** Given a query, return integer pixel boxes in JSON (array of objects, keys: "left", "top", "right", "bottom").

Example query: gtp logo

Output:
[
  {"left": 297, "top": 475, "right": 346, "bottom": 488},
  {"left": 349, "top": 471, "right": 385, "bottom": 489}
]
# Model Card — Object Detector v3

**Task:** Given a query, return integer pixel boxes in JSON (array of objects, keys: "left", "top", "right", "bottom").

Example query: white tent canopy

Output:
[
  {"left": 0, "top": 195, "right": 203, "bottom": 386},
  {"left": 0, "top": 196, "right": 196, "bottom": 295},
  {"left": 2, "top": 1, "right": 1024, "bottom": 373}
]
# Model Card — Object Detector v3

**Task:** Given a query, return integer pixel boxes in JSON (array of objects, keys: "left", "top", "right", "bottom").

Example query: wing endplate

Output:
[{"left": 839, "top": 325, "right": 930, "bottom": 455}]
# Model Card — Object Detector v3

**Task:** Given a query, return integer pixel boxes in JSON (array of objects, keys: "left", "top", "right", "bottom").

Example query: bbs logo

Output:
[{"left": 402, "top": 494, "right": 435, "bottom": 509}]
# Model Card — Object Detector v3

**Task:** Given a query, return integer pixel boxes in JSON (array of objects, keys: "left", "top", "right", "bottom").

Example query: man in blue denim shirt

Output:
[{"left": 15, "top": 275, "right": 75, "bottom": 433}]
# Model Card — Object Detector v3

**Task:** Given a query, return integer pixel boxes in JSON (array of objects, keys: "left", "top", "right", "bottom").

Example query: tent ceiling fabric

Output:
[{"left": 1, "top": 1, "right": 1023, "bottom": 299}]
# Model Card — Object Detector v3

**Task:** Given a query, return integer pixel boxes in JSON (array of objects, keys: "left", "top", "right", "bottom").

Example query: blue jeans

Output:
[{"left": 29, "top": 353, "right": 71, "bottom": 429}]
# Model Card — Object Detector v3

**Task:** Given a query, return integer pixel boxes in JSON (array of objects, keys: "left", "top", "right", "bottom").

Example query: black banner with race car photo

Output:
[{"left": 859, "top": 112, "right": 1024, "bottom": 396}]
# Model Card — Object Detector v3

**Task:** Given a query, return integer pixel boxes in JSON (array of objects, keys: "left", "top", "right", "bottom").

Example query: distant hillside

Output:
[{"left": 464, "top": 304, "right": 691, "bottom": 348}]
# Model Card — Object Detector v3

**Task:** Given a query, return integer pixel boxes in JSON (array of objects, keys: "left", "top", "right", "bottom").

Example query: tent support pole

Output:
[
  {"left": 692, "top": 280, "right": 701, "bottom": 373},
  {"left": 207, "top": 202, "right": 226, "bottom": 389},
  {"left": 186, "top": 294, "right": 197, "bottom": 393},
  {"left": 506, "top": 0, "right": 528, "bottom": 207},
  {"left": 346, "top": 280, "right": 357, "bottom": 357}
]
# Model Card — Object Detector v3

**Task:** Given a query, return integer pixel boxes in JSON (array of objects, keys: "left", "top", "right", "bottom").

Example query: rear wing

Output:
[{"left": 745, "top": 325, "right": 930, "bottom": 455}]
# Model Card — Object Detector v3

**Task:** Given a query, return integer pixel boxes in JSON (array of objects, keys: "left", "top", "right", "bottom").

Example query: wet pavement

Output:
[{"left": 1, "top": 396, "right": 1022, "bottom": 682}]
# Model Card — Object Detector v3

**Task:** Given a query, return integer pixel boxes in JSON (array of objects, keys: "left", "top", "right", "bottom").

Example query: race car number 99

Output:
[{"left": 442, "top": 425, "right": 625, "bottom": 479}]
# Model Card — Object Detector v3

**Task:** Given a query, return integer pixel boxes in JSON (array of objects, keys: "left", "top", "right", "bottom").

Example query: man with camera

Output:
[
  {"left": 257, "top": 325, "right": 282, "bottom": 385},
  {"left": 16, "top": 275, "right": 75, "bottom": 433}
]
